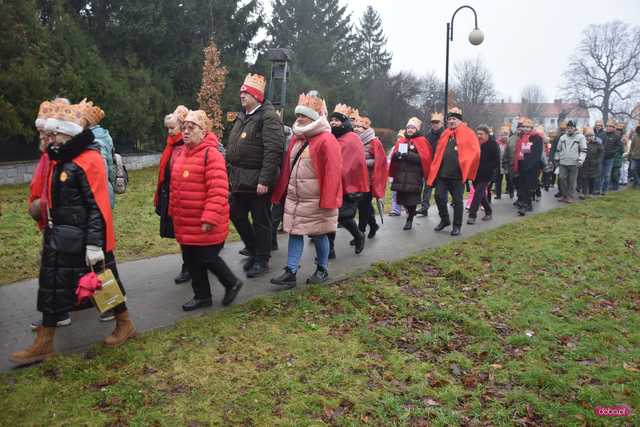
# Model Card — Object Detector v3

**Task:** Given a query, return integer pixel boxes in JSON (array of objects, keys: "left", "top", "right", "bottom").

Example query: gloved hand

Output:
[{"left": 85, "top": 245, "right": 105, "bottom": 267}]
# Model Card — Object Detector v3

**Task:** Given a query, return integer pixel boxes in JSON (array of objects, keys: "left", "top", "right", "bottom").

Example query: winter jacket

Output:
[
  {"left": 169, "top": 133, "right": 229, "bottom": 246},
  {"left": 518, "top": 133, "right": 543, "bottom": 173},
  {"left": 580, "top": 140, "right": 604, "bottom": 178},
  {"left": 283, "top": 134, "right": 340, "bottom": 236},
  {"left": 629, "top": 132, "right": 640, "bottom": 160},
  {"left": 39, "top": 130, "right": 118, "bottom": 314},
  {"left": 554, "top": 132, "right": 587, "bottom": 166},
  {"left": 475, "top": 138, "right": 500, "bottom": 183},
  {"left": 602, "top": 131, "right": 623, "bottom": 160},
  {"left": 502, "top": 134, "right": 518, "bottom": 175},
  {"left": 90, "top": 126, "right": 115, "bottom": 208},
  {"left": 156, "top": 138, "right": 184, "bottom": 239},
  {"left": 226, "top": 101, "right": 285, "bottom": 193},
  {"left": 426, "top": 126, "right": 444, "bottom": 152}
]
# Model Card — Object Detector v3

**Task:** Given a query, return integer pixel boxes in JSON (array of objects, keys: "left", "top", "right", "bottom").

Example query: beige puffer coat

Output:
[{"left": 283, "top": 140, "right": 338, "bottom": 236}]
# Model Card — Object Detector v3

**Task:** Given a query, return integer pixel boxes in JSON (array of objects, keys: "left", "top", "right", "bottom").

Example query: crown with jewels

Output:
[{"left": 78, "top": 98, "right": 105, "bottom": 127}]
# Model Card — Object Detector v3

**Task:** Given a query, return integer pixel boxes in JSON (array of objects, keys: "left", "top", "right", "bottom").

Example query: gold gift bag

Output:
[{"left": 91, "top": 266, "right": 126, "bottom": 313}]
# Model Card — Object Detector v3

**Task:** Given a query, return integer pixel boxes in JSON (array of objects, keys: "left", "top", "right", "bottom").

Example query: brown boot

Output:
[
  {"left": 9, "top": 326, "right": 55, "bottom": 366},
  {"left": 103, "top": 310, "right": 137, "bottom": 347}
]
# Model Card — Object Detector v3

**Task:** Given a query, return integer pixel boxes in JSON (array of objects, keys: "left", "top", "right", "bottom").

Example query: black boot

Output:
[
  {"left": 403, "top": 217, "right": 413, "bottom": 230},
  {"left": 307, "top": 265, "right": 329, "bottom": 284},
  {"left": 174, "top": 264, "right": 191, "bottom": 284},
  {"left": 450, "top": 226, "right": 461, "bottom": 236},
  {"left": 434, "top": 219, "right": 451, "bottom": 231},
  {"left": 222, "top": 280, "right": 243, "bottom": 306},
  {"left": 182, "top": 297, "right": 213, "bottom": 312},
  {"left": 246, "top": 260, "right": 270, "bottom": 278},
  {"left": 328, "top": 248, "right": 336, "bottom": 259},
  {"left": 242, "top": 256, "right": 255, "bottom": 272},
  {"left": 367, "top": 223, "right": 379, "bottom": 239},
  {"left": 270, "top": 268, "right": 297, "bottom": 288},
  {"left": 354, "top": 231, "right": 365, "bottom": 254},
  {"left": 238, "top": 247, "right": 251, "bottom": 256}
]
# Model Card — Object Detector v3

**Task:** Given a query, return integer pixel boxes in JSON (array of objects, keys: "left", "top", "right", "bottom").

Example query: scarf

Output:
[
  {"left": 359, "top": 128, "right": 376, "bottom": 144},
  {"left": 293, "top": 117, "right": 331, "bottom": 138}
]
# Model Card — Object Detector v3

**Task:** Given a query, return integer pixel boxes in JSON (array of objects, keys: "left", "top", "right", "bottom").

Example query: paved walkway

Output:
[{"left": 0, "top": 193, "right": 560, "bottom": 371}]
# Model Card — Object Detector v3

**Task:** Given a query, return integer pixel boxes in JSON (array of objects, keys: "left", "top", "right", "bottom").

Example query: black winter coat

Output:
[
  {"left": 519, "top": 134, "right": 544, "bottom": 173},
  {"left": 581, "top": 141, "right": 604, "bottom": 178},
  {"left": 390, "top": 133, "right": 424, "bottom": 198},
  {"left": 157, "top": 140, "right": 184, "bottom": 238},
  {"left": 226, "top": 102, "right": 285, "bottom": 193},
  {"left": 475, "top": 138, "right": 500, "bottom": 183},
  {"left": 39, "top": 130, "right": 120, "bottom": 314},
  {"left": 426, "top": 127, "right": 444, "bottom": 152}
]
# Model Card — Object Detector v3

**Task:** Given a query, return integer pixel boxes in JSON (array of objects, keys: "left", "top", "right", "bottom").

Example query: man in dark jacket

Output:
[
  {"left": 226, "top": 74, "right": 285, "bottom": 278},
  {"left": 600, "top": 120, "right": 623, "bottom": 194},
  {"left": 417, "top": 112, "right": 444, "bottom": 216},
  {"left": 467, "top": 125, "right": 500, "bottom": 224},
  {"left": 513, "top": 118, "right": 543, "bottom": 216}
]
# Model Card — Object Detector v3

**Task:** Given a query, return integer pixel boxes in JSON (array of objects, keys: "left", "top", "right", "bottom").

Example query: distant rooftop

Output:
[{"left": 488, "top": 99, "right": 589, "bottom": 118}]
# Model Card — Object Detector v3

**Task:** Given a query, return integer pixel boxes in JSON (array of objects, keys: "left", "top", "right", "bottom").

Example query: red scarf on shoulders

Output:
[
  {"left": 389, "top": 135, "right": 433, "bottom": 181},
  {"left": 29, "top": 153, "right": 50, "bottom": 230},
  {"left": 427, "top": 124, "right": 480, "bottom": 186},
  {"left": 368, "top": 138, "right": 388, "bottom": 199}
]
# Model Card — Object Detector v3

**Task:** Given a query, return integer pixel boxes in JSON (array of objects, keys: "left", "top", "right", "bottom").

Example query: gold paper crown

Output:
[
  {"left": 595, "top": 119, "right": 604, "bottom": 126},
  {"left": 499, "top": 126, "right": 510, "bottom": 135},
  {"left": 520, "top": 117, "right": 533, "bottom": 127},
  {"left": 297, "top": 93, "right": 327, "bottom": 115},
  {"left": 173, "top": 105, "right": 189, "bottom": 123},
  {"left": 534, "top": 125, "right": 545, "bottom": 135},
  {"left": 430, "top": 112, "right": 444, "bottom": 122},
  {"left": 184, "top": 110, "right": 212, "bottom": 131},
  {"left": 606, "top": 119, "right": 616, "bottom": 127},
  {"left": 37, "top": 101, "right": 56, "bottom": 120},
  {"left": 333, "top": 103, "right": 354, "bottom": 118},
  {"left": 349, "top": 108, "right": 360, "bottom": 121},
  {"left": 355, "top": 116, "right": 371, "bottom": 129},
  {"left": 558, "top": 120, "right": 567, "bottom": 129},
  {"left": 615, "top": 122, "right": 626, "bottom": 129},
  {"left": 242, "top": 73, "right": 267, "bottom": 93},
  {"left": 448, "top": 107, "right": 462, "bottom": 115},
  {"left": 583, "top": 126, "right": 595, "bottom": 136},
  {"left": 78, "top": 98, "right": 105, "bottom": 127},
  {"left": 50, "top": 103, "right": 86, "bottom": 127}
]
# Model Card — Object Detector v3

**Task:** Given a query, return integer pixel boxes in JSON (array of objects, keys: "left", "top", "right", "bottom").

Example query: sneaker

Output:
[
  {"left": 174, "top": 269, "right": 191, "bottom": 284},
  {"left": 30, "top": 314, "right": 71, "bottom": 330},
  {"left": 270, "top": 267, "right": 297, "bottom": 288},
  {"left": 307, "top": 266, "right": 329, "bottom": 284},
  {"left": 246, "top": 261, "right": 270, "bottom": 278},
  {"left": 99, "top": 310, "right": 115, "bottom": 322},
  {"left": 388, "top": 211, "right": 401, "bottom": 217},
  {"left": 467, "top": 217, "right": 476, "bottom": 225},
  {"left": 482, "top": 214, "right": 492, "bottom": 221}
]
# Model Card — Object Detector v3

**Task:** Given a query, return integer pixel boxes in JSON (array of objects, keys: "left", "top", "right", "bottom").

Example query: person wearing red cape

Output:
[
  {"left": 353, "top": 115, "right": 388, "bottom": 239},
  {"left": 389, "top": 117, "right": 433, "bottom": 230},
  {"left": 10, "top": 101, "right": 136, "bottom": 367},
  {"left": 326, "top": 104, "right": 370, "bottom": 258},
  {"left": 270, "top": 92, "right": 343, "bottom": 288},
  {"left": 427, "top": 107, "right": 481, "bottom": 236},
  {"left": 155, "top": 105, "right": 191, "bottom": 284}
]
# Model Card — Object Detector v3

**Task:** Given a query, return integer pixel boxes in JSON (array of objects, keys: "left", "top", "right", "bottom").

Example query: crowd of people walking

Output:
[{"left": 10, "top": 72, "right": 639, "bottom": 367}]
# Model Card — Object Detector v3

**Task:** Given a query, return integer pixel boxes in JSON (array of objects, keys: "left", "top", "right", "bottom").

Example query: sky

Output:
[{"left": 262, "top": 0, "right": 640, "bottom": 102}]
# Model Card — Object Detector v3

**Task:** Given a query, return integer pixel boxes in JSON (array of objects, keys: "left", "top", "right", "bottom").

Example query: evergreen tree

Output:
[{"left": 355, "top": 6, "right": 392, "bottom": 80}]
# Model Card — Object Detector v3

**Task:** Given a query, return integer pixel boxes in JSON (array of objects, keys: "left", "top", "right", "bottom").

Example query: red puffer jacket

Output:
[{"left": 169, "top": 133, "right": 229, "bottom": 246}]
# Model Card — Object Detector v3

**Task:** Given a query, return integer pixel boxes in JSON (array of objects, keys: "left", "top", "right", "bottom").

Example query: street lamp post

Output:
[{"left": 443, "top": 5, "right": 484, "bottom": 115}]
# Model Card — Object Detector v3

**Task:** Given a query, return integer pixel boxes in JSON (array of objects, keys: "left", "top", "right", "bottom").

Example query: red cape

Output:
[
  {"left": 389, "top": 135, "right": 433, "bottom": 181},
  {"left": 155, "top": 133, "right": 182, "bottom": 207},
  {"left": 368, "top": 138, "right": 388, "bottom": 199},
  {"left": 272, "top": 131, "right": 343, "bottom": 209},
  {"left": 29, "top": 153, "right": 50, "bottom": 230},
  {"left": 337, "top": 131, "right": 369, "bottom": 194},
  {"left": 48, "top": 150, "right": 116, "bottom": 252},
  {"left": 427, "top": 124, "right": 480, "bottom": 186}
]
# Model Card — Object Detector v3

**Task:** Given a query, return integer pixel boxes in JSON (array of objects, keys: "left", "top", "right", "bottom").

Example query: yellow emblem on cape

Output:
[
  {"left": 60, "top": 171, "right": 68, "bottom": 182},
  {"left": 183, "top": 170, "right": 189, "bottom": 178},
  {"left": 241, "top": 132, "right": 247, "bottom": 139}
]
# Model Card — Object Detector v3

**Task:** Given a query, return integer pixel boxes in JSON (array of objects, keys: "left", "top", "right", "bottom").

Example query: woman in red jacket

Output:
[{"left": 169, "top": 110, "right": 243, "bottom": 311}]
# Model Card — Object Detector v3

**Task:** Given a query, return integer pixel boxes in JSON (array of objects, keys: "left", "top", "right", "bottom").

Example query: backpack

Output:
[{"left": 113, "top": 152, "right": 128, "bottom": 194}]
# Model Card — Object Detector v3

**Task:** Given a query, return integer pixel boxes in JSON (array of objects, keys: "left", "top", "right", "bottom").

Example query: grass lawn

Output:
[
  {"left": 0, "top": 167, "right": 239, "bottom": 285},
  {"left": 1, "top": 190, "right": 639, "bottom": 425}
]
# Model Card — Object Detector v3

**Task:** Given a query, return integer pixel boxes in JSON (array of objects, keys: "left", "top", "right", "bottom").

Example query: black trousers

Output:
[
  {"left": 468, "top": 181, "right": 492, "bottom": 218},
  {"left": 357, "top": 191, "right": 377, "bottom": 232},
  {"left": 518, "top": 169, "right": 537, "bottom": 208},
  {"left": 421, "top": 185, "right": 434, "bottom": 210},
  {"left": 271, "top": 203, "right": 284, "bottom": 248},
  {"left": 230, "top": 193, "right": 272, "bottom": 262},
  {"left": 182, "top": 244, "right": 238, "bottom": 300},
  {"left": 435, "top": 178, "right": 464, "bottom": 227}
]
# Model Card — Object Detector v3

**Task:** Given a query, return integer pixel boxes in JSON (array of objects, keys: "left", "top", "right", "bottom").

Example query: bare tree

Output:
[
  {"left": 521, "top": 84, "right": 546, "bottom": 119},
  {"left": 452, "top": 57, "right": 499, "bottom": 128},
  {"left": 415, "top": 71, "right": 445, "bottom": 122},
  {"left": 562, "top": 21, "right": 640, "bottom": 123}
]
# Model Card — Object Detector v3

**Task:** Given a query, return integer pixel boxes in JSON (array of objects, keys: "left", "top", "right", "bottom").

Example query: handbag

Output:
[{"left": 90, "top": 262, "right": 126, "bottom": 313}]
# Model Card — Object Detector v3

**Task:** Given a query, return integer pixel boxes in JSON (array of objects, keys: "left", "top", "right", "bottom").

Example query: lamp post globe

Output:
[{"left": 469, "top": 28, "right": 484, "bottom": 45}]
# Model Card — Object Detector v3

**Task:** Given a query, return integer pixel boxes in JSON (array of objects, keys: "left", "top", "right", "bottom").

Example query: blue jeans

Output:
[
  {"left": 632, "top": 159, "right": 640, "bottom": 187},
  {"left": 287, "top": 234, "right": 329, "bottom": 273},
  {"left": 601, "top": 158, "right": 614, "bottom": 193}
]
